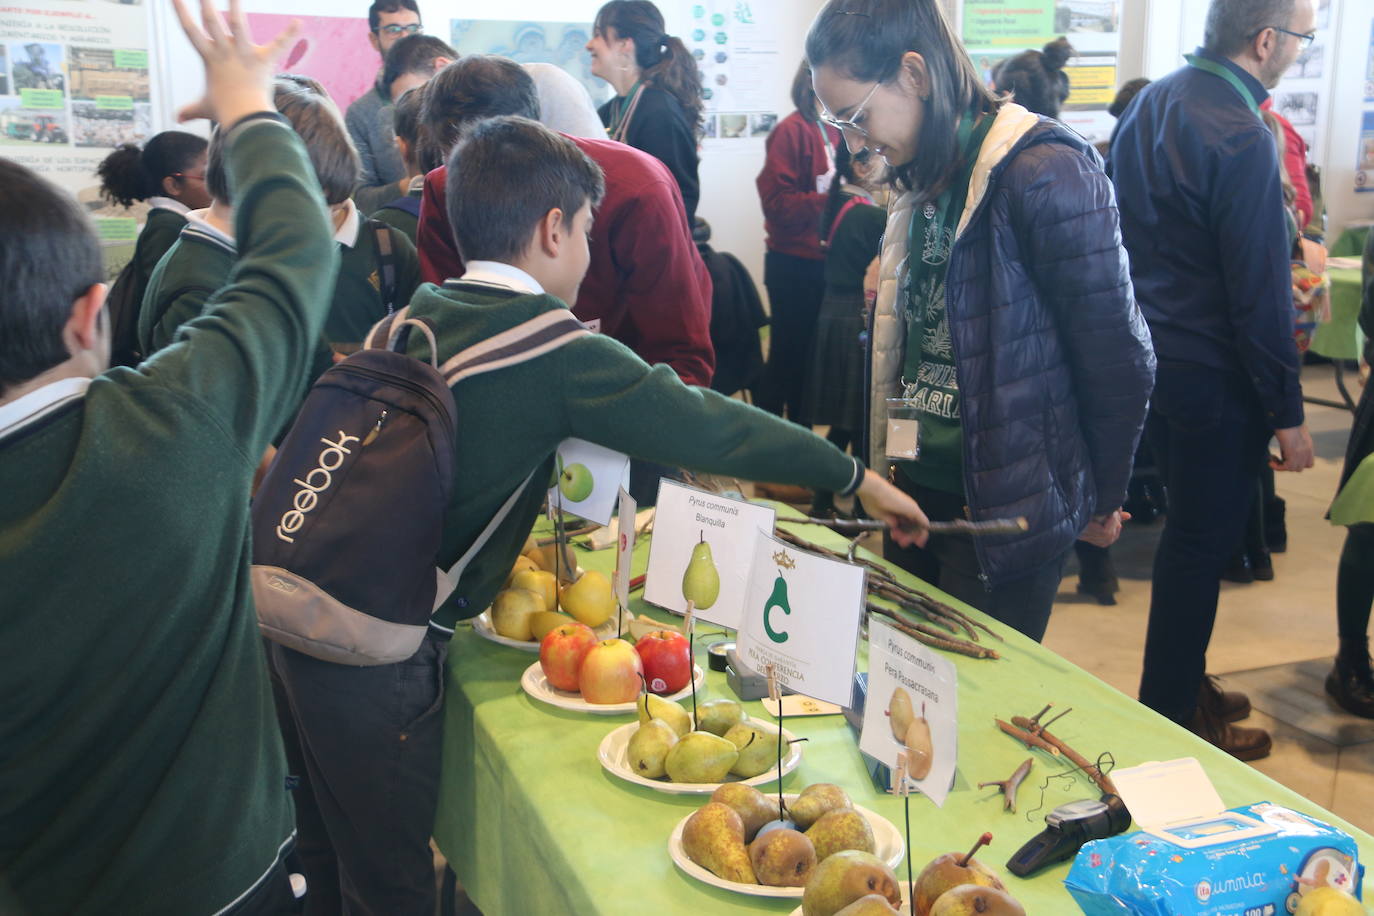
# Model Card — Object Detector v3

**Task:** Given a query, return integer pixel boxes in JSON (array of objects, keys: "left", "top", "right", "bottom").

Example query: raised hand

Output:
[{"left": 171, "top": 0, "right": 299, "bottom": 128}]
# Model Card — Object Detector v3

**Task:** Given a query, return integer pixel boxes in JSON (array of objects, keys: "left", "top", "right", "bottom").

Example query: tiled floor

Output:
[{"left": 1044, "top": 363, "right": 1374, "bottom": 835}]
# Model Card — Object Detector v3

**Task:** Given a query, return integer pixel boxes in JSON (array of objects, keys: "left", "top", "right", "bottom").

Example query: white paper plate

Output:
[
  {"left": 788, "top": 882, "right": 913, "bottom": 915},
  {"left": 598, "top": 720, "right": 802, "bottom": 794},
  {"left": 471, "top": 607, "right": 616, "bottom": 651},
  {"left": 520, "top": 661, "right": 705, "bottom": 714},
  {"left": 668, "top": 795, "right": 906, "bottom": 899}
]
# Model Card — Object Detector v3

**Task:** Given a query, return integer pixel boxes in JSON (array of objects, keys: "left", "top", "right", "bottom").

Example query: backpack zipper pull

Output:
[{"left": 362, "top": 410, "right": 387, "bottom": 446}]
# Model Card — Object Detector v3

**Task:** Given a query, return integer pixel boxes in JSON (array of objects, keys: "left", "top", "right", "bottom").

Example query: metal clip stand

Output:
[
  {"left": 892, "top": 753, "right": 915, "bottom": 916},
  {"left": 766, "top": 664, "right": 784, "bottom": 821},
  {"left": 683, "top": 601, "right": 697, "bottom": 725}
]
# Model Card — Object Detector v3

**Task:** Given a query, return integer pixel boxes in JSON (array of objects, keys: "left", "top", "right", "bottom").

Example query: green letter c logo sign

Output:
[{"left": 764, "top": 575, "right": 791, "bottom": 644}]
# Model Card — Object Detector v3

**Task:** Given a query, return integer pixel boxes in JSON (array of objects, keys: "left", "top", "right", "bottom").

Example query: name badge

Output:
[{"left": 885, "top": 398, "right": 920, "bottom": 461}]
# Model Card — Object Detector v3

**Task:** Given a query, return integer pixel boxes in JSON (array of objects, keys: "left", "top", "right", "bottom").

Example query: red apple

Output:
[
  {"left": 539, "top": 623, "right": 598, "bottom": 692},
  {"left": 636, "top": 629, "right": 692, "bottom": 694},
  {"left": 578, "top": 638, "right": 644, "bottom": 704}
]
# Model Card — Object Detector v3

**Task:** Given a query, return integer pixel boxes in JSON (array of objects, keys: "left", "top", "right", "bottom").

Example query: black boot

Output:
[
  {"left": 1326, "top": 638, "right": 1374, "bottom": 719},
  {"left": 1075, "top": 544, "right": 1119, "bottom": 606},
  {"left": 1222, "top": 552, "right": 1254, "bottom": 584}
]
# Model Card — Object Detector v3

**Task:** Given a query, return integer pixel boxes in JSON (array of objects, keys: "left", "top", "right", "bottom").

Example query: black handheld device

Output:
[{"left": 1006, "top": 794, "right": 1131, "bottom": 878}]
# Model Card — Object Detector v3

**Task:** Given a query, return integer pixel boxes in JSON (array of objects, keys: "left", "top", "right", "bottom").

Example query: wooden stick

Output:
[
  {"left": 978, "top": 758, "right": 1034, "bottom": 813},
  {"left": 996, "top": 718, "right": 1060, "bottom": 755},
  {"left": 1011, "top": 714, "right": 1116, "bottom": 796},
  {"left": 867, "top": 605, "right": 1001, "bottom": 659}
]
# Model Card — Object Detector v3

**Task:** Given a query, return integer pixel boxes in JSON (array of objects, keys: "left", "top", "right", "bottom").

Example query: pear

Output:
[
  {"left": 681, "top": 531, "right": 721, "bottom": 610},
  {"left": 696, "top": 698, "right": 745, "bottom": 736},
  {"left": 801, "top": 850, "right": 902, "bottom": 916},
  {"left": 806, "top": 808, "right": 876, "bottom": 862},
  {"left": 527, "top": 542, "right": 577, "bottom": 583},
  {"left": 724, "top": 723, "right": 777, "bottom": 778},
  {"left": 928, "top": 885, "right": 1025, "bottom": 916},
  {"left": 888, "top": 687, "right": 915, "bottom": 742},
  {"left": 904, "top": 716, "right": 933, "bottom": 780},
  {"left": 529, "top": 611, "right": 574, "bottom": 642},
  {"left": 835, "top": 895, "right": 902, "bottom": 915},
  {"left": 665, "top": 731, "right": 739, "bottom": 784},
  {"left": 913, "top": 835, "right": 1004, "bottom": 916},
  {"left": 749, "top": 827, "right": 817, "bottom": 887},
  {"left": 510, "top": 569, "right": 557, "bottom": 613},
  {"left": 637, "top": 692, "right": 692, "bottom": 738},
  {"left": 560, "top": 570, "right": 615, "bottom": 628},
  {"left": 627, "top": 719, "right": 678, "bottom": 779},
  {"left": 490, "top": 588, "right": 543, "bottom": 640},
  {"left": 711, "top": 783, "right": 781, "bottom": 842},
  {"left": 681, "top": 802, "right": 756, "bottom": 884},
  {"left": 788, "top": 783, "right": 852, "bottom": 831}
]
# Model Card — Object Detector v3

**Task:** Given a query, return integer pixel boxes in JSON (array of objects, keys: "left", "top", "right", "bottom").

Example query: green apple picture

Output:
[{"left": 558, "top": 461, "right": 594, "bottom": 502}]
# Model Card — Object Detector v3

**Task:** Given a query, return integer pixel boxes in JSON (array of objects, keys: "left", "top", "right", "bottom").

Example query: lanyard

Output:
[
  {"left": 824, "top": 193, "right": 874, "bottom": 249},
  {"left": 817, "top": 121, "right": 836, "bottom": 173},
  {"left": 607, "top": 81, "right": 644, "bottom": 142},
  {"left": 1185, "top": 54, "right": 1262, "bottom": 118},
  {"left": 902, "top": 109, "right": 994, "bottom": 368}
]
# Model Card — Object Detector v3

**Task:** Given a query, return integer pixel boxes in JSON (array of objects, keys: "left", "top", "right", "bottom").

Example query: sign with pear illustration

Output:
[
  {"left": 682, "top": 532, "right": 721, "bottom": 611},
  {"left": 734, "top": 530, "right": 866, "bottom": 708},
  {"left": 645, "top": 480, "right": 776, "bottom": 629},
  {"left": 545, "top": 437, "right": 630, "bottom": 526},
  {"left": 860, "top": 619, "right": 958, "bottom": 805}
]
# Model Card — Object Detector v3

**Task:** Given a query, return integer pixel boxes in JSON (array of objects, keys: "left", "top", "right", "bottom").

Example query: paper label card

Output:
[
  {"left": 734, "top": 530, "right": 866, "bottom": 708},
  {"left": 614, "top": 487, "right": 637, "bottom": 614},
  {"left": 859, "top": 619, "right": 959, "bottom": 806},
  {"left": 547, "top": 438, "right": 630, "bottom": 526},
  {"left": 644, "top": 479, "right": 777, "bottom": 629}
]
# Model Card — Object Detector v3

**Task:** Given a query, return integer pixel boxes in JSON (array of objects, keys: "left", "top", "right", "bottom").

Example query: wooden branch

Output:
[
  {"left": 866, "top": 605, "right": 1000, "bottom": 659},
  {"left": 1011, "top": 714, "right": 1117, "bottom": 796},
  {"left": 996, "top": 718, "right": 1060, "bottom": 755},
  {"left": 978, "top": 758, "right": 1034, "bottom": 813}
]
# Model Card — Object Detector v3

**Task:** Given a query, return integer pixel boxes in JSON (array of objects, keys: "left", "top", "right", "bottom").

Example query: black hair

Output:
[
  {"left": 393, "top": 84, "right": 426, "bottom": 158},
  {"left": 381, "top": 34, "right": 457, "bottom": 94},
  {"left": 594, "top": 1, "right": 704, "bottom": 134},
  {"left": 806, "top": 0, "right": 998, "bottom": 201},
  {"left": 420, "top": 55, "right": 540, "bottom": 173},
  {"left": 819, "top": 141, "right": 859, "bottom": 244},
  {"left": 276, "top": 72, "right": 329, "bottom": 98},
  {"left": 791, "top": 60, "right": 819, "bottom": 122},
  {"left": 1108, "top": 77, "right": 1151, "bottom": 119},
  {"left": 273, "top": 80, "right": 360, "bottom": 207},
  {"left": 368, "top": 0, "right": 419, "bottom": 33},
  {"left": 446, "top": 115, "right": 605, "bottom": 264},
  {"left": 1204, "top": 0, "right": 1297, "bottom": 57},
  {"left": 995, "top": 37, "right": 1074, "bottom": 119},
  {"left": 96, "top": 130, "right": 207, "bottom": 208},
  {"left": 0, "top": 158, "right": 104, "bottom": 391}
]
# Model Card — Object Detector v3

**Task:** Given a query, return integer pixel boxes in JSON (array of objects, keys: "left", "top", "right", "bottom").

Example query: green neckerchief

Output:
[
  {"left": 902, "top": 108, "right": 996, "bottom": 374},
  {"left": 1185, "top": 54, "right": 1262, "bottom": 117},
  {"left": 606, "top": 81, "right": 644, "bottom": 139}
]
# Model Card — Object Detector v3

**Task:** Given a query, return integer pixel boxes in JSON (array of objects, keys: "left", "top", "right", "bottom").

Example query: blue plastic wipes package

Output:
[{"left": 1065, "top": 803, "right": 1363, "bottom": 915}]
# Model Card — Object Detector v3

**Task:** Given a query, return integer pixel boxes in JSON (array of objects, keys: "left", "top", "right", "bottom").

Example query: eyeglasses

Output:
[
  {"left": 1262, "top": 25, "right": 1316, "bottom": 48},
  {"left": 375, "top": 23, "right": 422, "bottom": 37},
  {"left": 819, "top": 81, "right": 881, "bottom": 137},
  {"left": 174, "top": 172, "right": 206, "bottom": 182}
]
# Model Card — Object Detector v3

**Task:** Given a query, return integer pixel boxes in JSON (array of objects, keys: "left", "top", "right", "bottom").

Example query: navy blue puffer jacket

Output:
[{"left": 868, "top": 104, "right": 1155, "bottom": 586}]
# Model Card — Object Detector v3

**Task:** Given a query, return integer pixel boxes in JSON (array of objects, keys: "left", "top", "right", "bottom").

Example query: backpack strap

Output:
[
  {"left": 439, "top": 310, "right": 590, "bottom": 385},
  {"left": 362, "top": 306, "right": 410, "bottom": 351},
  {"left": 432, "top": 466, "right": 539, "bottom": 613},
  {"left": 371, "top": 221, "right": 397, "bottom": 314}
]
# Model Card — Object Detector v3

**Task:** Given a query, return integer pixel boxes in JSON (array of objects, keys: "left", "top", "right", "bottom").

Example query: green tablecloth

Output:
[
  {"left": 1310, "top": 266, "right": 1363, "bottom": 361},
  {"left": 432, "top": 508, "right": 1374, "bottom": 914},
  {"left": 1330, "top": 225, "right": 1371, "bottom": 259}
]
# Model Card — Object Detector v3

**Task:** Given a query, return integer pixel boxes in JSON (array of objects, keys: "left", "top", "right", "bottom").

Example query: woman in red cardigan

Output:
[{"left": 755, "top": 62, "right": 843, "bottom": 425}]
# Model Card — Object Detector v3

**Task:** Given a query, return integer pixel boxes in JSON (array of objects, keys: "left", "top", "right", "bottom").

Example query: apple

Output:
[
  {"left": 578, "top": 638, "right": 644, "bottom": 704},
  {"left": 539, "top": 622, "right": 599, "bottom": 692},
  {"left": 636, "top": 629, "right": 692, "bottom": 694}
]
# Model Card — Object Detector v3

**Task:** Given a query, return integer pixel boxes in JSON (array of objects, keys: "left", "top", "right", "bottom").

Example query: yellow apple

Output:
[
  {"left": 510, "top": 569, "right": 557, "bottom": 613},
  {"left": 560, "top": 570, "right": 615, "bottom": 628},
  {"left": 491, "top": 589, "right": 544, "bottom": 641}
]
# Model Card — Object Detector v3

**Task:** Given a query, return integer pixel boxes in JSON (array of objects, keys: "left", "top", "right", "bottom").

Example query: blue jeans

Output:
[
  {"left": 1139, "top": 363, "right": 1271, "bottom": 723},
  {"left": 268, "top": 634, "right": 448, "bottom": 916}
]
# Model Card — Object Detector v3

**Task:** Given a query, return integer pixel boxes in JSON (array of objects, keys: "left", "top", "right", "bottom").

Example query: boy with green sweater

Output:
[
  {"left": 0, "top": 6, "right": 336, "bottom": 913},
  {"left": 268, "top": 113, "right": 930, "bottom": 914}
]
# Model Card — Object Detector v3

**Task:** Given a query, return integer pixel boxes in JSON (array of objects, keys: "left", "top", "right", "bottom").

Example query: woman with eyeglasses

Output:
[
  {"left": 587, "top": 0, "right": 702, "bottom": 223},
  {"left": 806, "top": 0, "right": 1155, "bottom": 641},
  {"left": 95, "top": 130, "right": 210, "bottom": 366}
]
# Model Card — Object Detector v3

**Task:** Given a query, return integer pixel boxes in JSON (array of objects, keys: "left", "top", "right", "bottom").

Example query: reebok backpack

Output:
[{"left": 250, "top": 307, "right": 589, "bottom": 665}]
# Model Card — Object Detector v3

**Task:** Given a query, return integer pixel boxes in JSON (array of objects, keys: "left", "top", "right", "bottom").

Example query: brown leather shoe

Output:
[
  {"left": 1199, "top": 674, "right": 1251, "bottom": 722},
  {"left": 1186, "top": 705, "right": 1272, "bottom": 761}
]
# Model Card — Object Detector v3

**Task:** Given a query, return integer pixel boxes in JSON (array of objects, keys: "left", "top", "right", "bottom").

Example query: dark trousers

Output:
[
  {"left": 268, "top": 634, "right": 449, "bottom": 916},
  {"left": 883, "top": 476, "right": 1067, "bottom": 641},
  {"left": 1139, "top": 364, "right": 1271, "bottom": 723},
  {"left": 227, "top": 854, "right": 302, "bottom": 915},
  {"left": 758, "top": 251, "right": 826, "bottom": 423}
]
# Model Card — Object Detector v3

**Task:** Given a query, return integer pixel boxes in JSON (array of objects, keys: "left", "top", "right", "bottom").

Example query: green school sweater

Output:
[
  {"left": 0, "top": 116, "right": 338, "bottom": 915},
  {"left": 325, "top": 219, "right": 420, "bottom": 347},
  {"left": 130, "top": 206, "right": 187, "bottom": 306},
  {"left": 405, "top": 283, "right": 864, "bottom": 633},
  {"left": 367, "top": 188, "right": 421, "bottom": 245},
  {"left": 139, "top": 216, "right": 235, "bottom": 355}
]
